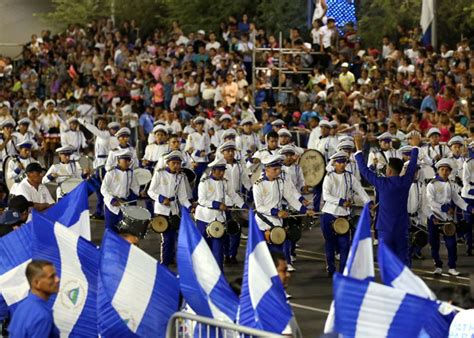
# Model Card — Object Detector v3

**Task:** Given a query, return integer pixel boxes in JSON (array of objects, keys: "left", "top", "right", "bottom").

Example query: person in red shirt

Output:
[
  {"left": 419, "top": 107, "right": 434, "bottom": 134},
  {"left": 436, "top": 86, "right": 456, "bottom": 114}
]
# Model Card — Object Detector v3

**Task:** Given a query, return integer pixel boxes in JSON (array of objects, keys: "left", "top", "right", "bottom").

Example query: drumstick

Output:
[
  {"left": 287, "top": 212, "right": 322, "bottom": 218},
  {"left": 120, "top": 200, "right": 139, "bottom": 205},
  {"left": 227, "top": 208, "right": 248, "bottom": 211}
]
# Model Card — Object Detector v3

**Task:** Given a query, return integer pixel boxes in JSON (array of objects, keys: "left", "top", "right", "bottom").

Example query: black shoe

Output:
[
  {"left": 327, "top": 270, "right": 335, "bottom": 278},
  {"left": 230, "top": 256, "right": 239, "bottom": 265},
  {"left": 224, "top": 256, "right": 232, "bottom": 264},
  {"left": 91, "top": 214, "right": 104, "bottom": 220}
]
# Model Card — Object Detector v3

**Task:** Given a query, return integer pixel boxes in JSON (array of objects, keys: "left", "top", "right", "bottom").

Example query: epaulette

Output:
[
  {"left": 201, "top": 175, "right": 210, "bottom": 182},
  {"left": 254, "top": 177, "right": 264, "bottom": 185},
  {"left": 157, "top": 168, "right": 165, "bottom": 172}
]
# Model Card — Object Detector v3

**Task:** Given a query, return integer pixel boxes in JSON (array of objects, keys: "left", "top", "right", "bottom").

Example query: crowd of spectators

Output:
[{"left": 0, "top": 13, "right": 472, "bottom": 156}]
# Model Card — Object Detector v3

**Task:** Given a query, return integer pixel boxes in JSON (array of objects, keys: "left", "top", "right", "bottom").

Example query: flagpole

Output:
[{"left": 431, "top": 0, "right": 437, "bottom": 50}]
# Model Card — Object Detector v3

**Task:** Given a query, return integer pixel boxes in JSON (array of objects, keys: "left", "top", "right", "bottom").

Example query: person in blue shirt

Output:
[
  {"left": 353, "top": 133, "right": 420, "bottom": 266},
  {"left": 8, "top": 260, "right": 60, "bottom": 337},
  {"left": 300, "top": 101, "right": 319, "bottom": 125},
  {"left": 420, "top": 86, "right": 437, "bottom": 113}
]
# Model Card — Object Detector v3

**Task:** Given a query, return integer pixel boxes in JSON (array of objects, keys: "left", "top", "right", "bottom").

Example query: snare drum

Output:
[
  {"left": 264, "top": 226, "right": 286, "bottom": 245},
  {"left": 134, "top": 168, "right": 152, "bottom": 186},
  {"left": 118, "top": 205, "right": 152, "bottom": 238},
  {"left": 225, "top": 219, "right": 240, "bottom": 235},
  {"left": 332, "top": 218, "right": 350, "bottom": 235},
  {"left": 60, "top": 178, "right": 83, "bottom": 195},
  {"left": 438, "top": 222, "right": 456, "bottom": 237},
  {"left": 206, "top": 221, "right": 225, "bottom": 238}
]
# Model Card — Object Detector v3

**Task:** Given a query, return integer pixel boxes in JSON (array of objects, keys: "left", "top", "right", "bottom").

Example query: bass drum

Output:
[
  {"left": 411, "top": 228, "right": 429, "bottom": 248},
  {"left": 206, "top": 221, "right": 225, "bottom": 238},
  {"left": 298, "top": 149, "right": 326, "bottom": 187}
]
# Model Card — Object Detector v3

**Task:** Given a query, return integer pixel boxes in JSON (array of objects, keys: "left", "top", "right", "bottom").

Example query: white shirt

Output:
[
  {"left": 76, "top": 104, "right": 96, "bottom": 124},
  {"left": 282, "top": 164, "right": 306, "bottom": 193},
  {"left": 421, "top": 143, "right": 450, "bottom": 166},
  {"left": 147, "top": 168, "right": 191, "bottom": 216},
  {"left": 184, "top": 132, "right": 211, "bottom": 163},
  {"left": 312, "top": 135, "right": 338, "bottom": 162},
  {"left": 7, "top": 156, "right": 38, "bottom": 187},
  {"left": 368, "top": 148, "right": 399, "bottom": 172},
  {"left": 12, "top": 131, "right": 39, "bottom": 150},
  {"left": 79, "top": 120, "right": 112, "bottom": 168},
  {"left": 13, "top": 179, "right": 54, "bottom": 204},
  {"left": 224, "top": 160, "right": 252, "bottom": 193},
  {"left": 61, "top": 129, "right": 87, "bottom": 160},
  {"left": 143, "top": 143, "right": 169, "bottom": 164},
  {"left": 307, "top": 127, "right": 322, "bottom": 150},
  {"left": 105, "top": 145, "right": 139, "bottom": 171},
  {"left": 322, "top": 171, "right": 370, "bottom": 216},
  {"left": 426, "top": 178, "right": 469, "bottom": 221},
  {"left": 101, "top": 168, "right": 140, "bottom": 215},
  {"left": 236, "top": 132, "right": 261, "bottom": 157},
  {"left": 462, "top": 158, "right": 474, "bottom": 199},
  {"left": 42, "top": 161, "right": 84, "bottom": 198}
]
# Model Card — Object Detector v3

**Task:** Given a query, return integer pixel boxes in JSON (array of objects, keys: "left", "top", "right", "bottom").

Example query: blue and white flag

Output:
[
  {"left": 31, "top": 211, "right": 99, "bottom": 337},
  {"left": 177, "top": 208, "right": 238, "bottom": 323},
  {"left": 0, "top": 223, "right": 33, "bottom": 315},
  {"left": 378, "top": 241, "right": 454, "bottom": 338},
  {"left": 420, "top": 0, "right": 434, "bottom": 45},
  {"left": 238, "top": 209, "right": 292, "bottom": 333},
  {"left": 333, "top": 273, "right": 437, "bottom": 337},
  {"left": 325, "top": 203, "right": 375, "bottom": 333},
  {"left": 98, "top": 229, "right": 179, "bottom": 337},
  {"left": 42, "top": 180, "right": 92, "bottom": 240}
]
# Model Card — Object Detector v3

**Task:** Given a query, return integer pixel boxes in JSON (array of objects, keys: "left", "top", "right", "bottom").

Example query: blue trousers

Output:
[
  {"left": 196, "top": 220, "right": 224, "bottom": 270},
  {"left": 321, "top": 213, "right": 350, "bottom": 274},
  {"left": 223, "top": 233, "right": 240, "bottom": 258},
  {"left": 160, "top": 229, "right": 177, "bottom": 266},
  {"left": 104, "top": 206, "right": 123, "bottom": 232},
  {"left": 193, "top": 162, "right": 208, "bottom": 200},
  {"left": 378, "top": 229, "right": 410, "bottom": 267},
  {"left": 428, "top": 218, "right": 457, "bottom": 269},
  {"left": 313, "top": 185, "right": 322, "bottom": 211},
  {"left": 462, "top": 198, "right": 473, "bottom": 254},
  {"left": 95, "top": 190, "right": 104, "bottom": 217}
]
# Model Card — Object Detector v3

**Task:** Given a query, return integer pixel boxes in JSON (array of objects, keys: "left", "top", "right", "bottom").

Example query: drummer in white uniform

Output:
[
  {"left": 105, "top": 127, "right": 139, "bottom": 171},
  {"left": 236, "top": 118, "right": 261, "bottom": 161},
  {"left": 7, "top": 141, "right": 39, "bottom": 195},
  {"left": 194, "top": 158, "right": 247, "bottom": 270},
  {"left": 101, "top": 149, "right": 140, "bottom": 232},
  {"left": 142, "top": 125, "right": 169, "bottom": 170},
  {"left": 249, "top": 130, "right": 280, "bottom": 168},
  {"left": 0, "top": 119, "right": 18, "bottom": 180},
  {"left": 42, "top": 146, "right": 87, "bottom": 200},
  {"left": 422, "top": 128, "right": 450, "bottom": 166},
  {"left": 78, "top": 118, "right": 120, "bottom": 219},
  {"left": 13, "top": 118, "right": 39, "bottom": 151},
  {"left": 321, "top": 151, "right": 371, "bottom": 276},
  {"left": 368, "top": 132, "right": 399, "bottom": 175},
  {"left": 60, "top": 117, "right": 88, "bottom": 161},
  {"left": 147, "top": 151, "right": 192, "bottom": 266},
  {"left": 278, "top": 128, "right": 304, "bottom": 155},
  {"left": 13, "top": 163, "right": 54, "bottom": 212},
  {"left": 211, "top": 113, "right": 233, "bottom": 148},
  {"left": 253, "top": 154, "right": 315, "bottom": 263},
  {"left": 309, "top": 120, "right": 338, "bottom": 162}
]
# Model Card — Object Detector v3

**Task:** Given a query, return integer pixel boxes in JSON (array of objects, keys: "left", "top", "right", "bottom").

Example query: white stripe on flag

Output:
[
  {"left": 355, "top": 282, "right": 405, "bottom": 338},
  {"left": 111, "top": 245, "right": 157, "bottom": 333},
  {"left": 57, "top": 210, "right": 91, "bottom": 241},
  {"left": 0, "top": 259, "right": 31, "bottom": 305},
  {"left": 345, "top": 238, "right": 374, "bottom": 279},
  {"left": 52, "top": 224, "right": 89, "bottom": 336},
  {"left": 192, "top": 239, "right": 220, "bottom": 295},
  {"left": 391, "top": 267, "right": 436, "bottom": 300},
  {"left": 248, "top": 242, "right": 277, "bottom": 308}
]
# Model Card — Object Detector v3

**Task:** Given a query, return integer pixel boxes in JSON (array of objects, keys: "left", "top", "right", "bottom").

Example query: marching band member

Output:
[
  {"left": 211, "top": 113, "right": 233, "bottom": 147},
  {"left": 218, "top": 141, "right": 252, "bottom": 265},
  {"left": 271, "top": 119, "right": 285, "bottom": 133},
  {"left": 184, "top": 116, "right": 211, "bottom": 197},
  {"left": 42, "top": 146, "right": 87, "bottom": 200},
  {"left": 321, "top": 151, "right": 371, "bottom": 276},
  {"left": 0, "top": 118, "right": 18, "bottom": 180},
  {"left": 101, "top": 150, "right": 140, "bottom": 232},
  {"left": 308, "top": 120, "right": 338, "bottom": 162},
  {"left": 13, "top": 118, "right": 39, "bottom": 151},
  {"left": 147, "top": 151, "right": 192, "bottom": 266},
  {"left": 60, "top": 117, "right": 87, "bottom": 161},
  {"left": 142, "top": 124, "right": 169, "bottom": 169},
  {"left": 236, "top": 118, "right": 261, "bottom": 160},
  {"left": 461, "top": 142, "right": 474, "bottom": 256},
  {"left": 220, "top": 129, "right": 243, "bottom": 161},
  {"left": 426, "top": 159, "right": 473, "bottom": 276},
  {"left": 14, "top": 163, "right": 54, "bottom": 212},
  {"left": 156, "top": 134, "right": 194, "bottom": 170},
  {"left": 367, "top": 132, "right": 399, "bottom": 175},
  {"left": 40, "top": 99, "right": 62, "bottom": 168},
  {"left": 7, "top": 141, "right": 38, "bottom": 195},
  {"left": 336, "top": 140, "right": 360, "bottom": 180},
  {"left": 105, "top": 127, "right": 139, "bottom": 171},
  {"left": 422, "top": 128, "right": 450, "bottom": 166},
  {"left": 194, "top": 158, "right": 247, "bottom": 270},
  {"left": 278, "top": 128, "right": 304, "bottom": 155},
  {"left": 253, "top": 154, "right": 315, "bottom": 263},
  {"left": 354, "top": 133, "right": 420, "bottom": 265},
  {"left": 447, "top": 136, "right": 466, "bottom": 187},
  {"left": 250, "top": 130, "right": 280, "bottom": 166},
  {"left": 78, "top": 118, "right": 120, "bottom": 219}
]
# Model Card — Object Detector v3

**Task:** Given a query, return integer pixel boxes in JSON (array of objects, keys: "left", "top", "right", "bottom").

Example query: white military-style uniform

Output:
[
  {"left": 224, "top": 159, "right": 252, "bottom": 195},
  {"left": 101, "top": 167, "right": 140, "bottom": 215},
  {"left": 42, "top": 161, "right": 84, "bottom": 199},
  {"left": 368, "top": 148, "right": 399, "bottom": 173},
  {"left": 282, "top": 162, "right": 306, "bottom": 194},
  {"left": 448, "top": 154, "right": 466, "bottom": 192},
  {"left": 195, "top": 174, "right": 245, "bottom": 223},
  {"left": 147, "top": 167, "right": 191, "bottom": 216},
  {"left": 143, "top": 142, "right": 169, "bottom": 167},
  {"left": 236, "top": 132, "right": 261, "bottom": 157},
  {"left": 312, "top": 135, "right": 338, "bottom": 162},
  {"left": 461, "top": 158, "right": 474, "bottom": 200},
  {"left": 407, "top": 177, "right": 426, "bottom": 225},
  {"left": 184, "top": 131, "right": 211, "bottom": 163},
  {"left": 0, "top": 135, "right": 18, "bottom": 174},
  {"left": 321, "top": 170, "right": 370, "bottom": 217},
  {"left": 307, "top": 126, "right": 322, "bottom": 150},
  {"left": 12, "top": 131, "right": 39, "bottom": 150},
  {"left": 60, "top": 128, "right": 87, "bottom": 161},
  {"left": 250, "top": 147, "right": 280, "bottom": 166},
  {"left": 79, "top": 120, "right": 113, "bottom": 169},
  {"left": 426, "top": 177, "right": 469, "bottom": 222},
  {"left": 421, "top": 143, "right": 450, "bottom": 166},
  {"left": 105, "top": 145, "right": 139, "bottom": 171}
]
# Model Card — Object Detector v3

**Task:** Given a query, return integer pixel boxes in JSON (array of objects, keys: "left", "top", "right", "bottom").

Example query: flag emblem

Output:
[{"left": 60, "top": 280, "right": 85, "bottom": 309}]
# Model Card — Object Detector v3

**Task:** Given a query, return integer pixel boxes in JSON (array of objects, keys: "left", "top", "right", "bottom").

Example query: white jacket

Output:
[{"left": 101, "top": 168, "right": 140, "bottom": 215}]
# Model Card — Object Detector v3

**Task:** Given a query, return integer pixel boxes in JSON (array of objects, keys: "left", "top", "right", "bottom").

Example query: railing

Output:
[{"left": 165, "top": 312, "right": 284, "bottom": 338}]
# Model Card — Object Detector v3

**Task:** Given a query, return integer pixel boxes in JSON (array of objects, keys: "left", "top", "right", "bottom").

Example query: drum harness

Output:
[{"left": 255, "top": 177, "right": 283, "bottom": 229}]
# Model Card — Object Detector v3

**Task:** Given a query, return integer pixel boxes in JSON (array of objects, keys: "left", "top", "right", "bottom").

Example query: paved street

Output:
[{"left": 87, "top": 196, "right": 473, "bottom": 336}]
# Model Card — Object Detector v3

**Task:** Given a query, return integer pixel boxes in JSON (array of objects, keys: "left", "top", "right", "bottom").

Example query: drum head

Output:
[
  {"left": 333, "top": 218, "right": 350, "bottom": 235},
  {"left": 60, "top": 178, "right": 83, "bottom": 194},
  {"left": 442, "top": 222, "right": 456, "bottom": 237},
  {"left": 226, "top": 220, "right": 240, "bottom": 235},
  {"left": 151, "top": 216, "right": 168, "bottom": 233},
  {"left": 298, "top": 149, "right": 326, "bottom": 186},
  {"left": 134, "top": 168, "right": 152, "bottom": 186},
  {"left": 286, "top": 226, "right": 302, "bottom": 242},
  {"left": 122, "top": 206, "right": 151, "bottom": 221},
  {"left": 251, "top": 164, "right": 263, "bottom": 185},
  {"left": 3, "top": 156, "right": 15, "bottom": 191},
  {"left": 78, "top": 155, "right": 93, "bottom": 171},
  {"left": 182, "top": 168, "right": 196, "bottom": 188},
  {"left": 269, "top": 227, "right": 286, "bottom": 245},
  {"left": 207, "top": 221, "right": 225, "bottom": 238}
]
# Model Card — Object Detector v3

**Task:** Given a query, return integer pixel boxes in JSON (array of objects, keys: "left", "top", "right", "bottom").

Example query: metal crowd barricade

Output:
[{"left": 165, "top": 312, "right": 284, "bottom": 338}]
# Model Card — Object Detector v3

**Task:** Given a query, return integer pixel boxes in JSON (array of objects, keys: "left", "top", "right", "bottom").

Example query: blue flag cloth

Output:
[
  {"left": 238, "top": 209, "right": 292, "bottom": 333},
  {"left": 420, "top": 0, "right": 434, "bottom": 45},
  {"left": 333, "top": 273, "right": 438, "bottom": 337},
  {"left": 177, "top": 208, "right": 238, "bottom": 322},
  {"left": 42, "top": 181, "right": 93, "bottom": 240},
  {"left": 98, "top": 229, "right": 179, "bottom": 337},
  {"left": 30, "top": 211, "right": 99, "bottom": 337},
  {"left": 378, "top": 241, "right": 455, "bottom": 338}
]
